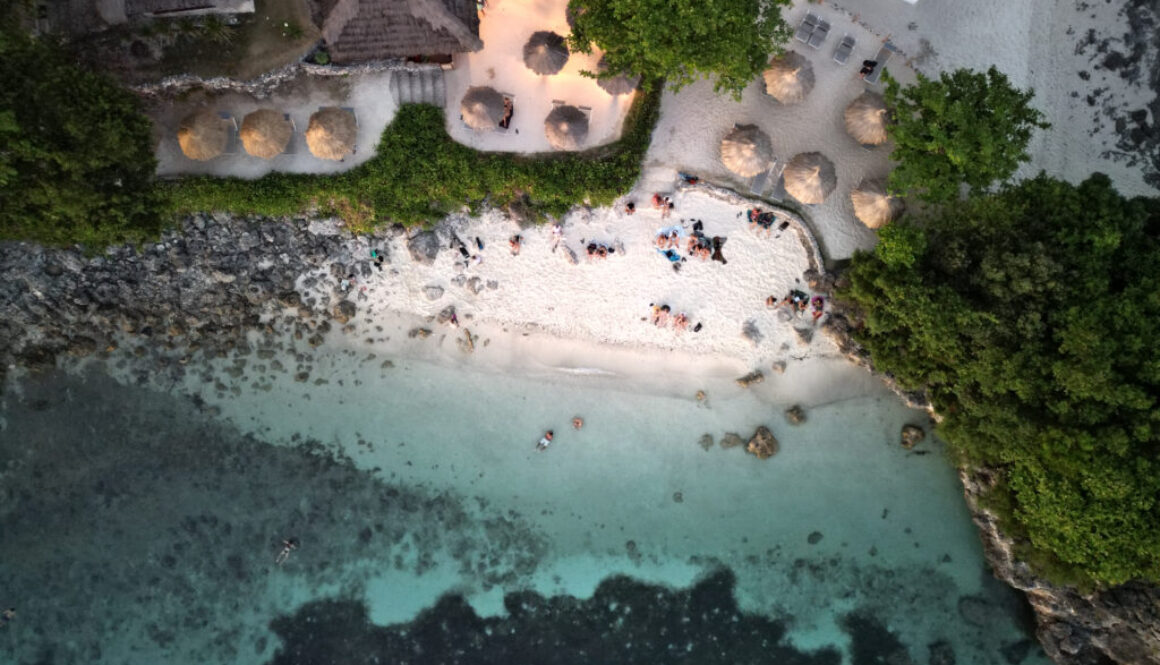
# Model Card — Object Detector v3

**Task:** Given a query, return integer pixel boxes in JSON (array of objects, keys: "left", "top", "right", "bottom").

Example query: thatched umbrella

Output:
[
  {"left": 240, "top": 109, "right": 292, "bottom": 159},
  {"left": 762, "top": 52, "right": 815, "bottom": 105},
  {"left": 306, "top": 107, "right": 357, "bottom": 161},
  {"left": 719, "top": 124, "right": 773, "bottom": 177},
  {"left": 177, "top": 110, "right": 227, "bottom": 161},
  {"left": 844, "top": 91, "right": 889, "bottom": 146},
  {"left": 851, "top": 178, "right": 904, "bottom": 229},
  {"left": 596, "top": 57, "right": 639, "bottom": 96},
  {"left": 461, "top": 86, "right": 505, "bottom": 131},
  {"left": 784, "top": 152, "right": 837, "bottom": 204},
  {"left": 523, "top": 31, "right": 569, "bottom": 75},
  {"left": 544, "top": 105, "right": 588, "bottom": 150}
]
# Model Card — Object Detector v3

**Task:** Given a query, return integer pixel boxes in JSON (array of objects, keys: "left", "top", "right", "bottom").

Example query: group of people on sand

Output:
[
  {"left": 537, "top": 416, "right": 584, "bottom": 451},
  {"left": 768, "top": 290, "right": 826, "bottom": 322},
  {"left": 748, "top": 208, "right": 791, "bottom": 237},
  {"left": 651, "top": 193, "right": 675, "bottom": 219},
  {"left": 649, "top": 303, "right": 695, "bottom": 332},
  {"left": 585, "top": 241, "right": 617, "bottom": 261}
]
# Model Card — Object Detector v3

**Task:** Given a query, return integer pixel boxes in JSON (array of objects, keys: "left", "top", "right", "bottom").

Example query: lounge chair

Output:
[
  {"left": 767, "top": 165, "right": 787, "bottom": 203},
  {"left": 807, "top": 19, "right": 830, "bottom": 49},
  {"left": 794, "top": 12, "right": 817, "bottom": 43},
  {"left": 282, "top": 113, "right": 298, "bottom": 155},
  {"left": 497, "top": 92, "right": 515, "bottom": 132},
  {"left": 863, "top": 42, "right": 899, "bottom": 84},
  {"left": 218, "top": 112, "right": 239, "bottom": 155},
  {"left": 342, "top": 106, "right": 359, "bottom": 127},
  {"left": 833, "top": 35, "right": 855, "bottom": 65},
  {"left": 749, "top": 167, "right": 772, "bottom": 196}
]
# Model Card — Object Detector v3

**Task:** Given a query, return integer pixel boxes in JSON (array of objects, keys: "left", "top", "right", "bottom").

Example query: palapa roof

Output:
[
  {"left": 306, "top": 107, "right": 357, "bottom": 160},
  {"left": 851, "top": 178, "right": 905, "bottom": 229},
  {"left": 596, "top": 57, "right": 639, "bottom": 96},
  {"left": 784, "top": 152, "right": 837, "bottom": 205},
  {"left": 460, "top": 86, "right": 505, "bottom": 131},
  {"left": 719, "top": 124, "right": 773, "bottom": 178},
  {"left": 762, "top": 51, "right": 815, "bottom": 105},
  {"left": 126, "top": 0, "right": 237, "bottom": 16},
  {"left": 844, "top": 91, "right": 889, "bottom": 146},
  {"left": 523, "top": 31, "right": 569, "bottom": 75},
  {"left": 544, "top": 105, "right": 588, "bottom": 151},
  {"left": 318, "top": 0, "right": 482, "bottom": 65},
  {"left": 240, "top": 109, "right": 293, "bottom": 159},
  {"left": 177, "top": 110, "right": 228, "bottom": 161}
]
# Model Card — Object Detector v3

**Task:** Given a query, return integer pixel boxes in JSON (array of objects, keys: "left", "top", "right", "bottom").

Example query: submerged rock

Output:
[
  {"left": 901, "top": 425, "right": 926, "bottom": 449},
  {"left": 698, "top": 434, "right": 714, "bottom": 450},
  {"left": 719, "top": 432, "right": 744, "bottom": 449},
  {"left": 745, "top": 426, "right": 778, "bottom": 459},
  {"left": 332, "top": 300, "right": 356, "bottom": 324},
  {"left": 785, "top": 405, "right": 806, "bottom": 425},
  {"left": 736, "top": 370, "right": 764, "bottom": 388}
]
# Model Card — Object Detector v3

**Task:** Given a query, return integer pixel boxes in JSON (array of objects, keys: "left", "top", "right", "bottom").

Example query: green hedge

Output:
[{"left": 166, "top": 83, "right": 662, "bottom": 229}]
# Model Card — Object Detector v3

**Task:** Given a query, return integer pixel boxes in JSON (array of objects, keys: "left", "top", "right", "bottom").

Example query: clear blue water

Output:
[{"left": 0, "top": 340, "right": 1049, "bottom": 665}]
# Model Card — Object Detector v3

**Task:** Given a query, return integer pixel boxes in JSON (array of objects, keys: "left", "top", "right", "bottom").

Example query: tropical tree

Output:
[
  {"left": 0, "top": 19, "right": 166, "bottom": 246},
  {"left": 838, "top": 174, "right": 1160, "bottom": 587},
  {"left": 883, "top": 66, "right": 1049, "bottom": 202},
  {"left": 567, "top": 0, "right": 792, "bottom": 98}
]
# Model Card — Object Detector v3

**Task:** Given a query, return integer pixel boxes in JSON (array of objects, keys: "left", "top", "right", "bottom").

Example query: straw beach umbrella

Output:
[
  {"left": 306, "top": 107, "right": 357, "bottom": 161},
  {"left": 240, "top": 109, "right": 292, "bottom": 159},
  {"left": 784, "top": 152, "right": 837, "bottom": 204},
  {"left": 544, "top": 105, "right": 588, "bottom": 150},
  {"left": 177, "top": 110, "right": 227, "bottom": 161},
  {"left": 851, "top": 178, "right": 905, "bottom": 229},
  {"left": 844, "top": 91, "right": 889, "bottom": 146},
  {"left": 461, "top": 86, "right": 505, "bottom": 131},
  {"left": 523, "top": 31, "right": 569, "bottom": 75},
  {"left": 719, "top": 124, "right": 773, "bottom": 178},
  {"left": 762, "top": 52, "right": 815, "bottom": 105},
  {"left": 596, "top": 57, "right": 639, "bottom": 96}
]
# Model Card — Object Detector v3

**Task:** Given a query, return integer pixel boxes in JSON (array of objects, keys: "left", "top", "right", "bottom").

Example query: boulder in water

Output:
[
  {"left": 746, "top": 426, "right": 779, "bottom": 459},
  {"left": 736, "top": 370, "right": 764, "bottom": 388},
  {"left": 901, "top": 424, "right": 926, "bottom": 449},
  {"left": 785, "top": 405, "right": 806, "bottom": 425}
]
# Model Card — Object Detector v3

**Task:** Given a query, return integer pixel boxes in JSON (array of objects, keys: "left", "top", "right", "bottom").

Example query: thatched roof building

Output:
[
  {"left": 315, "top": 0, "right": 482, "bottom": 65},
  {"left": 851, "top": 178, "right": 905, "bottom": 228},
  {"left": 784, "top": 152, "right": 837, "bottom": 204},
  {"left": 719, "top": 125, "right": 773, "bottom": 178},
  {"left": 544, "top": 105, "right": 588, "bottom": 150},
  {"left": 178, "top": 110, "right": 228, "bottom": 161},
  {"left": 240, "top": 109, "right": 293, "bottom": 159},
  {"left": 844, "top": 91, "right": 890, "bottom": 146},
  {"left": 762, "top": 52, "right": 815, "bottom": 105}
]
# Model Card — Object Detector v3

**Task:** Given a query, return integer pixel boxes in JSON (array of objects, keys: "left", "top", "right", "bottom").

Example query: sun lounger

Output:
[
  {"left": 218, "top": 112, "right": 239, "bottom": 155},
  {"left": 767, "top": 165, "right": 787, "bottom": 203},
  {"left": 863, "top": 42, "right": 898, "bottom": 85},
  {"left": 749, "top": 167, "right": 772, "bottom": 196},
  {"left": 497, "top": 92, "right": 514, "bottom": 132},
  {"left": 794, "top": 12, "right": 817, "bottom": 43},
  {"left": 833, "top": 34, "right": 855, "bottom": 65},
  {"left": 282, "top": 113, "right": 298, "bottom": 155},
  {"left": 342, "top": 106, "right": 359, "bottom": 127},
  {"left": 807, "top": 19, "right": 830, "bottom": 49}
]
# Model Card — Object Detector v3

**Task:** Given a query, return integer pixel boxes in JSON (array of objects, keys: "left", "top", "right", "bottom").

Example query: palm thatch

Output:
[
  {"left": 784, "top": 152, "right": 837, "bottom": 204},
  {"left": 306, "top": 107, "right": 357, "bottom": 161},
  {"left": 177, "top": 110, "right": 227, "bottom": 161},
  {"left": 240, "top": 109, "right": 293, "bottom": 159},
  {"left": 544, "top": 105, "right": 588, "bottom": 150},
  {"left": 523, "top": 31, "right": 569, "bottom": 75},
  {"left": 719, "top": 124, "right": 773, "bottom": 177},
  {"left": 460, "top": 86, "right": 505, "bottom": 131},
  {"left": 844, "top": 92, "right": 889, "bottom": 146},
  {"left": 851, "top": 178, "right": 905, "bottom": 229},
  {"left": 596, "top": 56, "right": 639, "bottom": 96},
  {"left": 762, "top": 52, "right": 815, "bottom": 105}
]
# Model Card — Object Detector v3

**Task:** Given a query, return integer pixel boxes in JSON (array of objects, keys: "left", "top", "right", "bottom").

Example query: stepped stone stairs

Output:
[{"left": 389, "top": 68, "right": 447, "bottom": 107}]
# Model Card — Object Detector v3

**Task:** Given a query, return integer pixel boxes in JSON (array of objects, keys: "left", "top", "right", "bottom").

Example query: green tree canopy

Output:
[
  {"left": 0, "top": 20, "right": 165, "bottom": 246},
  {"left": 567, "top": 0, "right": 791, "bottom": 98},
  {"left": 839, "top": 174, "right": 1160, "bottom": 587},
  {"left": 883, "top": 66, "right": 1049, "bottom": 202}
]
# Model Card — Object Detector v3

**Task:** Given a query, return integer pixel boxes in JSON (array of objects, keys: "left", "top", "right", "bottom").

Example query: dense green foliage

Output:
[
  {"left": 883, "top": 67, "right": 1049, "bottom": 202},
  {"left": 839, "top": 174, "right": 1160, "bottom": 586},
  {"left": 0, "top": 20, "right": 166, "bottom": 246},
  {"left": 168, "top": 84, "right": 662, "bottom": 227},
  {"left": 566, "top": 0, "right": 791, "bottom": 98}
]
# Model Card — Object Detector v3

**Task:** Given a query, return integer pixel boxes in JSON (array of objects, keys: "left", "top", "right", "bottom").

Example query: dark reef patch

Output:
[{"left": 266, "top": 569, "right": 843, "bottom": 665}]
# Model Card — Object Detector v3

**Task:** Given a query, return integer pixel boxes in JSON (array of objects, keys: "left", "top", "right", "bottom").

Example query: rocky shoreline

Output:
[{"left": 1, "top": 212, "right": 1157, "bottom": 665}]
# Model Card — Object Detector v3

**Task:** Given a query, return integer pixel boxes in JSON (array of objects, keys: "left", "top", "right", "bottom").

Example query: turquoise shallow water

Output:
[{"left": 0, "top": 341, "right": 1049, "bottom": 665}]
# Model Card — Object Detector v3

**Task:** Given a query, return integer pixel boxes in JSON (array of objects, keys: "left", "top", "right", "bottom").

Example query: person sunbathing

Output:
[{"left": 673, "top": 312, "right": 690, "bottom": 331}]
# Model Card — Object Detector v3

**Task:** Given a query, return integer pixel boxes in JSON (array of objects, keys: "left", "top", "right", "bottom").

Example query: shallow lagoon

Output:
[{"left": 0, "top": 333, "right": 1048, "bottom": 665}]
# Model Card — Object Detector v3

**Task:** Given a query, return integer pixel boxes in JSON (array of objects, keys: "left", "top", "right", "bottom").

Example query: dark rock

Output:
[
  {"left": 466, "top": 277, "right": 483, "bottom": 294},
  {"left": 423, "top": 285, "right": 444, "bottom": 301},
  {"left": 736, "top": 370, "right": 764, "bottom": 388},
  {"left": 408, "top": 328, "right": 431, "bottom": 339},
  {"left": 407, "top": 231, "right": 440, "bottom": 265},
  {"left": 741, "top": 320, "right": 762, "bottom": 346},
  {"left": 928, "top": 639, "right": 955, "bottom": 665},
  {"left": 746, "top": 426, "right": 778, "bottom": 459},
  {"left": 770, "top": 359, "right": 787, "bottom": 374},
  {"left": 1000, "top": 639, "right": 1032, "bottom": 665},
  {"left": 785, "top": 405, "right": 806, "bottom": 425},
  {"left": 672, "top": 491, "right": 683, "bottom": 503},
  {"left": 698, "top": 434, "right": 714, "bottom": 450},
  {"left": 332, "top": 300, "right": 356, "bottom": 324},
  {"left": 436, "top": 306, "right": 457, "bottom": 325},
  {"left": 901, "top": 424, "right": 926, "bottom": 449},
  {"left": 794, "top": 327, "right": 814, "bottom": 345},
  {"left": 807, "top": 531, "right": 823, "bottom": 545}
]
